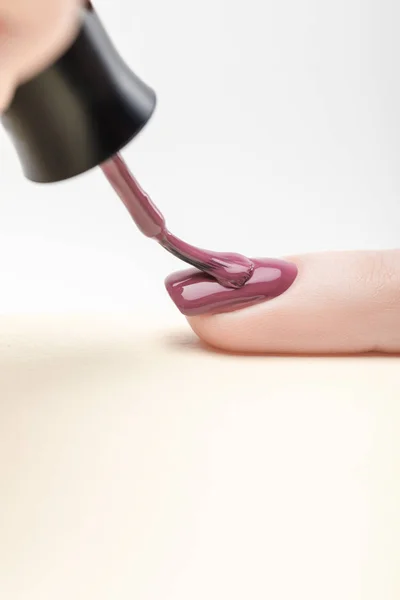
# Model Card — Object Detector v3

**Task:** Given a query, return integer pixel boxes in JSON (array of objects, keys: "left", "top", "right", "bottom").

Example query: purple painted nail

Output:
[{"left": 165, "top": 258, "right": 298, "bottom": 316}]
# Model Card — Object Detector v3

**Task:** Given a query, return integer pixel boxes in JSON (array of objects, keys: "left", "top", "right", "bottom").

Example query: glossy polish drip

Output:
[{"left": 101, "top": 155, "right": 254, "bottom": 289}]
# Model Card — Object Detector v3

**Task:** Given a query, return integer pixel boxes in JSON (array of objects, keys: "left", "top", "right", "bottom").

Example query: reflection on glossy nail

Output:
[{"left": 165, "top": 258, "right": 298, "bottom": 316}]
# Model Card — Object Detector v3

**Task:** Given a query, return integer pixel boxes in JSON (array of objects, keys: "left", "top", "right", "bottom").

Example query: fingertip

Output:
[
  {"left": 187, "top": 302, "right": 292, "bottom": 353},
  {"left": 185, "top": 256, "right": 303, "bottom": 353},
  {"left": 187, "top": 314, "right": 236, "bottom": 352},
  {"left": 187, "top": 251, "right": 400, "bottom": 355}
]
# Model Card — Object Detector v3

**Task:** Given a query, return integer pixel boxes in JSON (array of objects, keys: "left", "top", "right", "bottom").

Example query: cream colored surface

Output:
[{"left": 0, "top": 315, "right": 399, "bottom": 599}]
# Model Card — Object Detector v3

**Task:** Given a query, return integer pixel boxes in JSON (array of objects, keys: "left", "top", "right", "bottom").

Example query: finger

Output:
[
  {"left": 0, "top": 0, "right": 81, "bottom": 112},
  {"left": 184, "top": 250, "right": 400, "bottom": 354}
]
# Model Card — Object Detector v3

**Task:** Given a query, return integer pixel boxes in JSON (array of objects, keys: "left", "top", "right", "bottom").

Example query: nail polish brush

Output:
[{"left": 1, "top": 2, "right": 253, "bottom": 289}]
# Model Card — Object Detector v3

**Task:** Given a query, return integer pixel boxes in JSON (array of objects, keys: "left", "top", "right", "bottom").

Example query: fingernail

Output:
[{"left": 165, "top": 258, "right": 298, "bottom": 316}]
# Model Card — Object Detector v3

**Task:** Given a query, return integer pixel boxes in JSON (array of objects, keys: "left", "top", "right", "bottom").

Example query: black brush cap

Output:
[{"left": 1, "top": 3, "right": 156, "bottom": 183}]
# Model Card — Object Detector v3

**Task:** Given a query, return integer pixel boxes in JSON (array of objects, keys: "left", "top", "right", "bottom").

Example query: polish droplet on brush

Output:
[{"left": 101, "top": 154, "right": 254, "bottom": 289}]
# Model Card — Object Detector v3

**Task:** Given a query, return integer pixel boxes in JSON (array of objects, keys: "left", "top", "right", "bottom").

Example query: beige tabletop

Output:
[{"left": 0, "top": 314, "right": 399, "bottom": 599}]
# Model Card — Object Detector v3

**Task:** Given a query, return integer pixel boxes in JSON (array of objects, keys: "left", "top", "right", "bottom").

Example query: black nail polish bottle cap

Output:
[{"left": 1, "top": 3, "right": 156, "bottom": 183}]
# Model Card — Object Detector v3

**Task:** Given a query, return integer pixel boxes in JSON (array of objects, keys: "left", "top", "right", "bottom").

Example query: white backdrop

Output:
[
  {"left": 1, "top": 5, "right": 400, "bottom": 599},
  {"left": 0, "top": 0, "right": 399, "bottom": 314}
]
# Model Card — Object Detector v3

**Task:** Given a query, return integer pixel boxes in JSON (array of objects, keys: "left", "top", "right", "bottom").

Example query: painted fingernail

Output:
[{"left": 165, "top": 258, "right": 298, "bottom": 316}]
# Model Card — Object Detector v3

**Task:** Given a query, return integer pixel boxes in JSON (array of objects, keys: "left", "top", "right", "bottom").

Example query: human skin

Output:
[
  {"left": 187, "top": 250, "right": 400, "bottom": 354},
  {"left": 0, "top": 0, "right": 81, "bottom": 112},
  {"left": 1, "top": 2, "right": 399, "bottom": 355}
]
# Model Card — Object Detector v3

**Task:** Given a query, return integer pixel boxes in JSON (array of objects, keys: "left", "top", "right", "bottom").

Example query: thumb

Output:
[{"left": 166, "top": 250, "right": 400, "bottom": 354}]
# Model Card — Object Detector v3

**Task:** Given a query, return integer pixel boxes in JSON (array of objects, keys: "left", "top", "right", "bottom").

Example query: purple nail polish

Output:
[
  {"left": 100, "top": 155, "right": 296, "bottom": 310},
  {"left": 101, "top": 155, "right": 253, "bottom": 288},
  {"left": 165, "top": 258, "right": 298, "bottom": 316}
]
